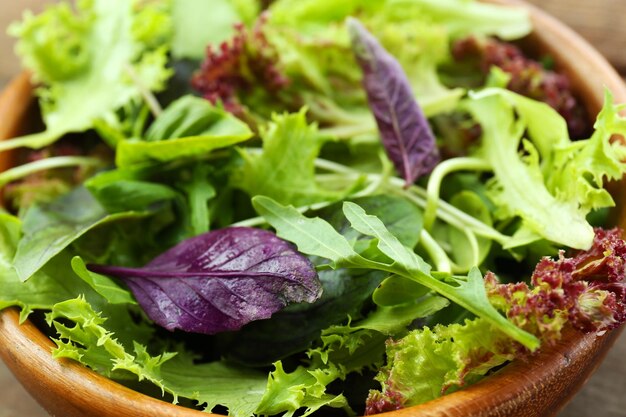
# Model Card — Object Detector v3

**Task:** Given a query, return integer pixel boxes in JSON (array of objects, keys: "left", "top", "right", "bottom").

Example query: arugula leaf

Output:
[
  {"left": 255, "top": 197, "right": 539, "bottom": 349},
  {"left": 342, "top": 201, "right": 431, "bottom": 274},
  {"left": 4, "top": 0, "right": 172, "bottom": 151},
  {"left": 116, "top": 96, "right": 253, "bottom": 167},
  {"left": 252, "top": 195, "right": 365, "bottom": 269},
  {"left": 13, "top": 187, "right": 147, "bottom": 281}
]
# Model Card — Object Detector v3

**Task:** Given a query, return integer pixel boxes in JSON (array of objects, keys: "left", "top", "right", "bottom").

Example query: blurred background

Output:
[{"left": 0, "top": 1, "right": 625, "bottom": 416}]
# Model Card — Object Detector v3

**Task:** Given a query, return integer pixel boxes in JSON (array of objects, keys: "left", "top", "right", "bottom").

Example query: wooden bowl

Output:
[{"left": 1, "top": 1, "right": 626, "bottom": 416}]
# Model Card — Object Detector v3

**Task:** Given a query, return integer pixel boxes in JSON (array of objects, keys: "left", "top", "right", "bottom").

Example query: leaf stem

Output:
[
  {"left": 419, "top": 229, "right": 452, "bottom": 273},
  {"left": 313, "top": 157, "right": 509, "bottom": 245},
  {"left": 0, "top": 156, "right": 103, "bottom": 188},
  {"left": 423, "top": 157, "right": 492, "bottom": 230},
  {"left": 124, "top": 64, "right": 163, "bottom": 117}
]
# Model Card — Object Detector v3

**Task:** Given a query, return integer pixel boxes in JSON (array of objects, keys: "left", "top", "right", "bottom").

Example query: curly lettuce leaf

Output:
[
  {"left": 47, "top": 297, "right": 267, "bottom": 417},
  {"left": 4, "top": 0, "right": 172, "bottom": 151},
  {"left": 548, "top": 91, "right": 626, "bottom": 212},
  {"left": 256, "top": 361, "right": 349, "bottom": 417},
  {"left": 366, "top": 317, "right": 515, "bottom": 414},
  {"left": 466, "top": 88, "right": 626, "bottom": 250},
  {"left": 465, "top": 90, "right": 590, "bottom": 249}
]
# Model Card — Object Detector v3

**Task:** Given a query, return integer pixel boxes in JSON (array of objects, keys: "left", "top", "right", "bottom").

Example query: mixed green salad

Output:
[{"left": 2, "top": 0, "right": 626, "bottom": 416}]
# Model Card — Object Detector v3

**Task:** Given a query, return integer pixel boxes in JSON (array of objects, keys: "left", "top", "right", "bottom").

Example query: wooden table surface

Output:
[{"left": 0, "top": 1, "right": 625, "bottom": 417}]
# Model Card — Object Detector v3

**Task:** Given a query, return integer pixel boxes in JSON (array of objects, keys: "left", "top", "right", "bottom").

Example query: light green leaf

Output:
[
  {"left": 255, "top": 362, "right": 348, "bottom": 417},
  {"left": 172, "top": 0, "right": 259, "bottom": 59},
  {"left": 235, "top": 110, "right": 348, "bottom": 206},
  {"left": 466, "top": 90, "right": 594, "bottom": 250},
  {"left": 372, "top": 274, "right": 429, "bottom": 307},
  {"left": 71, "top": 257, "right": 135, "bottom": 305},
  {"left": 4, "top": 0, "right": 172, "bottom": 151},
  {"left": 370, "top": 317, "right": 517, "bottom": 408},
  {"left": 548, "top": 90, "right": 626, "bottom": 213},
  {"left": 47, "top": 297, "right": 267, "bottom": 417},
  {"left": 338, "top": 294, "right": 449, "bottom": 335}
]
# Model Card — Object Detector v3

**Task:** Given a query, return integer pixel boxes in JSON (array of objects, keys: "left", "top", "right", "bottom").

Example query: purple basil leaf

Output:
[
  {"left": 348, "top": 17, "right": 440, "bottom": 185},
  {"left": 87, "top": 227, "right": 321, "bottom": 334}
]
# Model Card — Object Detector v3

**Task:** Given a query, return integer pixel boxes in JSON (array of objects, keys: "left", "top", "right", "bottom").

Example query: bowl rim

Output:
[{"left": 1, "top": 1, "right": 626, "bottom": 416}]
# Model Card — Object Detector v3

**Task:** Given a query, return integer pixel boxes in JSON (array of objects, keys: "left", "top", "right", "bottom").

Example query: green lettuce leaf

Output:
[
  {"left": 4, "top": 0, "right": 172, "bottom": 151},
  {"left": 547, "top": 91, "right": 626, "bottom": 213},
  {"left": 234, "top": 110, "right": 350, "bottom": 206},
  {"left": 255, "top": 362, "right": 349, "bottom": 417}
]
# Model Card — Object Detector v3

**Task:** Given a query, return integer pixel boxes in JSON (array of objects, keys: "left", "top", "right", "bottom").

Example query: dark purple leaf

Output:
[
  {"left": 348, "top": 18, "right": 440, "bottom": 185},
  {"left": 87, "top": 227, "right": 321, "bottom": 334}
]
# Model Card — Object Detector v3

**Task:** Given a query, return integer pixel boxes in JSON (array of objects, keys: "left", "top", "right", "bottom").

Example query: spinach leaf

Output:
[
  {"left": 13, "top": 187, "right": 147, "bottom": 281},
  {"left": 0, "top": 213, "right": 98, "bottom": 321},
  {"left": 71, "top": 257, "right": 135, "bottom": 305},
  {"left": 116, "top": 96, "right": 253, "bottom": 167}
]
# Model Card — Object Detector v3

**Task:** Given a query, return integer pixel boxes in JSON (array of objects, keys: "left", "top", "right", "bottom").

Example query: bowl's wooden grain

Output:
[{"left": 1, "top": 1, "right": 626, "bottom": 417}]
